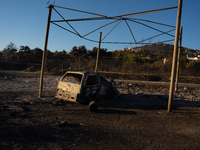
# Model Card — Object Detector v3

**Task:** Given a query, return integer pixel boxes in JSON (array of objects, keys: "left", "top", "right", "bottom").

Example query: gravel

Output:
[{"left": 0, "top": 73, "right": 200, "bottom": 149}]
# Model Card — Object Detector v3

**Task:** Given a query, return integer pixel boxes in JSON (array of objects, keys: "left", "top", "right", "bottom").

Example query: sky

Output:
[{"left": 0, "top": 0, "right": 200, "bottom": 53}]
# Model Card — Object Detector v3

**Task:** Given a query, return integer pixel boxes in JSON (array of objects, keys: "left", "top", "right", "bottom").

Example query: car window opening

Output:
[
  {"left": 86, "top": 75, "right": 98, "bottom": 86},
  {"left": 62, "top": 73, "right": 83, "bottom": 85}
]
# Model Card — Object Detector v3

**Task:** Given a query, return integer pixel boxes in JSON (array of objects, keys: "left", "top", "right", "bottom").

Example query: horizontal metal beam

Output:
[
  {"left": 53, "top": 5, "right": 107, "bottom": 17},
  {"left": 51, "top": 6, "right": 177, "bottom": 23},
  {"left": 117, "top": 6, "right": 178, "bottom": 18},
  {"left": 101, "top": 40, "right": 174, "bottom": 44},
  {"left": 51, "top": 16, "right": 109, "bottom": 22}
]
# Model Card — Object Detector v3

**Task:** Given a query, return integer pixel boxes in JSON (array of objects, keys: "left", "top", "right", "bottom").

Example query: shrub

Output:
[{"left": 186, "top": 60, "right": 200, "bottom": 75}]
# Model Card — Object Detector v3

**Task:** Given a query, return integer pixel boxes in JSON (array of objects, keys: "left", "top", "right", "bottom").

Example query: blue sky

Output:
[{"left": 0, "top": 0, "right": 200, "bottom": 52}]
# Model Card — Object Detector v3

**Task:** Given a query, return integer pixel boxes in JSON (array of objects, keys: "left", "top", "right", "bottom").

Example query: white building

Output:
[{"left": 187, "top": 54, "right": 200, "bottom": 61}]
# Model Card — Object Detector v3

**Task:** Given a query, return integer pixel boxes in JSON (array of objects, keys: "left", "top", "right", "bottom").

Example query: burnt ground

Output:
[{"left": 0, "top": 87, "right": 200, "bottom": 150}]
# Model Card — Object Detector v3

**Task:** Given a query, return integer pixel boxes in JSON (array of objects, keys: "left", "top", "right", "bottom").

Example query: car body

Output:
[{"left": 56, "top": 71, "right": 119, "bottom": 103}]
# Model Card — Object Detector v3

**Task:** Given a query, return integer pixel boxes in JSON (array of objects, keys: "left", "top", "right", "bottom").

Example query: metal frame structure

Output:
[
  {"left": 39, "top": 1, "right": 183, "bottom": 113},
  {"left": 50, "top": 5, "right": 177, "bottom": 45}
]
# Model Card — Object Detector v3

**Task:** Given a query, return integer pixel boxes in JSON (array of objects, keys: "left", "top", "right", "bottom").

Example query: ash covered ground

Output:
[{"left": 0, "top": 73, "right": 200, "bottom": 149}]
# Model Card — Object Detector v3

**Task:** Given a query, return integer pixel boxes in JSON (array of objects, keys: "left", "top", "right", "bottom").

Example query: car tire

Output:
[{"left": 89, "top": 101, "right": 98, "bottom": 112}]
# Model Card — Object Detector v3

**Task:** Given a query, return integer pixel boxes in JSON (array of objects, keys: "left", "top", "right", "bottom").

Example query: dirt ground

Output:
[{"left": 0, "top": 74, "right": 200, "bottom": 150}]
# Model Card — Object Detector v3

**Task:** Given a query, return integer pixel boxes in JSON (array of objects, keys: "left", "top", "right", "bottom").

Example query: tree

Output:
[
  {"left": 32, "top": 47, "right": 43, "bottom": 62},
  {"left": 78, "top": 45, "right": 87, "bottom": 55},
  {"left": 88, "top": 47, "right": 108, "bottom": 58},
  {"left": 32, "top": 47, "right": 43, "bottom": 55},
  {"left": 115, "top": 53, "right": 123, "bottom": 60},
  {"left": 62, "top": 50, "right": 66, "bottom": 54},
  {"left": 2, "top": 42, "right": 17, "bottom": 55},
  {"left": 70, "top": 45, "right": 87, "bottom": 56},
  {"left": 91, "top": 47, "right": 98, "bottom": 53},
  {"left": 70, "top": 46, "right": 78, "bottom": 56},
  {"left": 19, "top": 45, "right": 32, "bottom": 57},
  {"left": 186, "top": 60, "right": 200, "bottom": 75},
  {"left": 46, "top": 50, "right": 53, "bottom": 59}
]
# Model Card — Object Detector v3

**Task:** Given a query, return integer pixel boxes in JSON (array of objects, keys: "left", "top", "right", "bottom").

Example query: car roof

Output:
[{"left": 65, "top": 71, "right": 98, "bottom": 76}]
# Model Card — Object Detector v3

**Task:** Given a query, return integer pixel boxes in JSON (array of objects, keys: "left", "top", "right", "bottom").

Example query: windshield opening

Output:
[{"left": 62, "top": 73, "right": 83, "bottom": 85}]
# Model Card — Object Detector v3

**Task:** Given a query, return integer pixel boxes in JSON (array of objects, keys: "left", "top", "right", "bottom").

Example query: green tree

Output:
[
  {"left": 115, "top": 53, "right": 123, "bottom": 60},
  {"left": 126, "top": 54, "right": 135, "bottom": 61}
]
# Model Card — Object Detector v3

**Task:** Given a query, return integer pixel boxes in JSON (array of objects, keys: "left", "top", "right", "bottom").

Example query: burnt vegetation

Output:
[{"left": 0, "top": 42, "right": 200, "bottom": 83}]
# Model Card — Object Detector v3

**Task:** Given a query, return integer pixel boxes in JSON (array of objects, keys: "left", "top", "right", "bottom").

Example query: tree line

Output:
[
  {"left": 1, "top": 42, "right": 200, "bottom": 77},
  {"left": 0, "top": 42, "right": 112, "bottom": 63}
]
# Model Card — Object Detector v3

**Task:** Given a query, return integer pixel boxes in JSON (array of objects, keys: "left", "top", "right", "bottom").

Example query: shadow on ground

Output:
[{"left": 95, "top": 93, "right": 200, "bottom": 114}]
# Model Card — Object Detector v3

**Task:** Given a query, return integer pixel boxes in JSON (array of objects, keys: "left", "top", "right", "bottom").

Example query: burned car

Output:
[{"left": 56, "top": 71, "right": 120, "bottom": 111}]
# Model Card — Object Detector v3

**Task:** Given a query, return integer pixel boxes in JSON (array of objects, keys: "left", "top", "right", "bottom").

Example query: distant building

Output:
[
  {"left": 163, "top": 58, "right": 168, "bottom": 65},
  {"left": 187, "top": 54, "right": 200, "bottom": 61},
  {"left": 145, "top": 56, "right": 152, "bottom": 60}
]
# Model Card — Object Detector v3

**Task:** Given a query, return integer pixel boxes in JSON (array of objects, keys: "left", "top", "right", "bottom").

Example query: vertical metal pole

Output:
[
  {"left": 101, "top": 58, "right": 102, "bottom": 71},
  {"left": 62, "top": 62, "right": 63, "bottom": 76},
  {"left": 79, "top": 58, "right": 80, "bottom": 71},
  {"left": 39, "top": 5, "right": 52, "bottom": 97},
  {"left": 167, "top": 0, "right": 183, "bottom": 113},
  {"left": 123, "top": 57, "right": 124, "bottom": 84},
  {"left": 175, "top": 26, "right": 183, "bottom": 91},
  {"left": 95, "top": 32, "right": 102, "bottom": 73}
]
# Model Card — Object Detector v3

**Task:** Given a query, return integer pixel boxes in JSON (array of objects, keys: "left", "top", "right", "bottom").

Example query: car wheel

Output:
[
  {"left": 87, "top": 94, "right": 97, "bottom": 103},
  {"left": 89, "top": 101, "right": 98, "bottom": 112}
]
